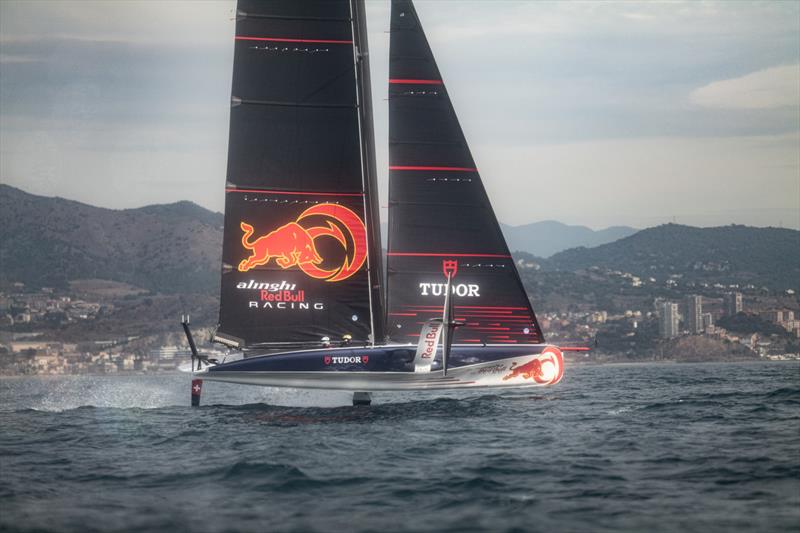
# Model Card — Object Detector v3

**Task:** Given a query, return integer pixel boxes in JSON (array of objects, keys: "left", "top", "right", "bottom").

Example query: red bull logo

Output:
[
  {"left": 502, "top": 347, "right": 563, "bottom": 385},
  {"left": 237, "top": 203, "right": 367, "bottom": 283}
]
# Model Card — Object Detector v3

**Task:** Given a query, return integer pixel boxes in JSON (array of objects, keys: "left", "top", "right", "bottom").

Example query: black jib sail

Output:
[
  {"left": 216, "top": 0, "right": 383, "bottom": 348},
  {"left": 386, "top": 0, "right": 544, "bottom": 345}
]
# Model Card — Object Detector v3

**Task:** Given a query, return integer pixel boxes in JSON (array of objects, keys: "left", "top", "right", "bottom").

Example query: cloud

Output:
[
  {"left": 0, "top": 0, "right": 235, "bottom": 46},
  {"left": 416, "top": 0, "right": 799, "bottom": 43},
  {"left": 0, "top": 53, "right": 43, "bottom": 64},
  {"left": 621, "top": 12, "right": 656, "bottom": 22},
  {"left": 690, "top": 65, "right": 800, "bottom": 109},
  {"left": 475, "top": 133, "right": 800, "bottom": 229}
]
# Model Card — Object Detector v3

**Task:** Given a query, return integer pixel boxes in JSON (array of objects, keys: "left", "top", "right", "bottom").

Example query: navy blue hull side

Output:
[{"left": 209, "top": 345, "right": 547, "bottom": 374}]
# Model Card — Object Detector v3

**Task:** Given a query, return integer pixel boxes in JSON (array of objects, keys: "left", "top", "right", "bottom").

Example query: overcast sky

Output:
[{"left": 1, "top": 0, "right": 798, "bottom": 229}]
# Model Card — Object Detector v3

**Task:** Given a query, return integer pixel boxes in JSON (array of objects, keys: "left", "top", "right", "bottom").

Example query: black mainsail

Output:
[
  {"left": 386, "top": 0, "right": 544, "bottom": 345},
  {"left": 216, "top": 0, "right": 383, "bottom": 348}
]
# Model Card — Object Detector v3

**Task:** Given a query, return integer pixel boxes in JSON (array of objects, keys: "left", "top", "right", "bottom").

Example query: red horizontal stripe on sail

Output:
[
  {"left": 389, "top": 166, "right": 477, "bottom": 172},
  {"left": 400, "top": 308, "right": 529, "bottom": 317},
  {"left": 456, "top": 311, "right": 517, "bottom": 315},
  {"left": 460, "top": 313, "right": 531, "bottom": 324},
  {"left": 473, "top": 322, "right": 533, "bottom": 326},
  {"left": 457, "top": 314, "right": 530, "bottom": 319},
  {"left": 236, "top": 36, "right": 352, "bottom": 44},
  {"left": 405, "top": 305, "right": 513, "bottom": 310},
  {"left": 226, "top": 187, "right": 364, "bottom": 197},
  {"left": 388, "top": 313, "right": 417, "bottom": 317},
  {"left": 400, "top": 306, "right": 529, "bottom": 314},
  {"left": 387, "top": 252, "right": 511, "bottom": 258},
  {"left": 456, "top": 306, "right": 529, "bottom": 311},
  {"left": 389, "top": 79, "right": 443, "bottom": 85}
]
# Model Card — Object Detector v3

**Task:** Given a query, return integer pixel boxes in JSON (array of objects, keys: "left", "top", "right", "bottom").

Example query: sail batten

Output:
[
  {"left": 389, "top": 166, "right": 477, "bottom": 171},
  {"left": 386, "top": 0, "right": 544, "bottom": 345},
  {"left": 226, "top": 187, "right": 364, "bottom": 197},
  {"left": 234, "top": 98, "right": 358, "bottom": 109},
  {"left": 235, "top": 36, "right": 353, "bottom": 44},
  {"left": 388, "top": 79, "right": 443, "bottom": 85},
  {"left": 388, "top": 252, "right": 512, "bottom": 258}
]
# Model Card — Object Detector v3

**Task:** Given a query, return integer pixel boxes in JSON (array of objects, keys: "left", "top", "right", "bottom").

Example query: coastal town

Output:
[
  {"left": 519, "top": 261, "right": 799, "bottom": 361},
  {"left": 2, "top": 262, "right": 798, "bottom": 375},
  {"left": 0, "top": 280, "right": 223, "bottom": 375}
]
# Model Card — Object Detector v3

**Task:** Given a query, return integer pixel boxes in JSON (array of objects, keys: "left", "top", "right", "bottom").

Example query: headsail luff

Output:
[
  {"left": 386, "top": 0, "right": 545, "bottom": 345},
  {"left": 216, "top": 0, "right": 382, "bottom": 348}
]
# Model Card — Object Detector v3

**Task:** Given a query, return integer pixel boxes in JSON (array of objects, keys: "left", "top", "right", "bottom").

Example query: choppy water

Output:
[{"left": 1, "top": 362, "right": 798, "bottom": 533}]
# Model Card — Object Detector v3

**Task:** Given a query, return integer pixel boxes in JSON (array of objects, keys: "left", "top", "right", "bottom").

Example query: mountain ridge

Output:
[
  {"left": 500, "top": 220, "right": 637, "bottom": 258},
  {"left": 1, "top": 184, "right": 797, "bottom": 293},
  {"left": 546, "top": 223, "right": 800, "bottom": 290},
  {"left": 0, "top": 184, "right": 223, "bottom": 294},
  {"left": 379, "top": 220, "right": 637, "bottom": 258}
]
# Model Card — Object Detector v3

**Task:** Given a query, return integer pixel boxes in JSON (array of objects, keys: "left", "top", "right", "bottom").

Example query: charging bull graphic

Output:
[
  {"left": 502, "top": 347, "right": 563, "bottom": 385},
  {"left": 237, "top": 203, "right": 367, "bottom": 283},
  {"left": 239, "top": 222, "right": 321, "bottom": 270}
]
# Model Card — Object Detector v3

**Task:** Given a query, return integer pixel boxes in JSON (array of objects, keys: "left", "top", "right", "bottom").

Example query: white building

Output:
[
  {"left": 702, "top": 313, "right": 714, "bottom": 331},
  {"left": 659, "top": 302, "right": 680, "bottom": 339},
  {"left": 686, "top": 295, "right": 703, "bottom": 334},
  {"left": 723, "top": 292, "right": 743, "bottom": 316}
]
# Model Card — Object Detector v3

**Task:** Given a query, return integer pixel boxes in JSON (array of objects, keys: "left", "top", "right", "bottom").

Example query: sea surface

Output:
[{"left": 1, "top": 362, "right": 798, "bottom": 533}]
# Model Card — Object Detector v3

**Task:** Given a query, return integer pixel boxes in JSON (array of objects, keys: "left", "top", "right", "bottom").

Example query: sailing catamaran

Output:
[{"left": 184, "top": 0, "right": 570, "bottom": 405}]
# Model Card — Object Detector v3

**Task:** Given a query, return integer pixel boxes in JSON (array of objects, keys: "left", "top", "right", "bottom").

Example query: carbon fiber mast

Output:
[{"left": 351, "top": 0, "right": 386, "bottom": 345}]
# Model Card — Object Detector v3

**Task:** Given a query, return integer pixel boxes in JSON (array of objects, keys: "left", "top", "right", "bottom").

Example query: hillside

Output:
[
  {"left": 546, "top": 223, "right": 800, "bottom": 290},
  {"left": 379, "top": 220, "right": 637, "bottom": 257},
  {"left": 501, "top": 221, "right": 637, "bottom": 257},
  {"left": 0, "top": 185, "right": 223, "bottom": 294}
]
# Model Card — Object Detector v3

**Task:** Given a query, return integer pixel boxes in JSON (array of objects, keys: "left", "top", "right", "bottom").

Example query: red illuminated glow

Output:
[
  {"left": 237, "top": 203, "right": 366, "bottom": 283},
  {"left": 387, "top": 252, "right": 511, "bottom": 258},
  {"left": 389, "top": 79, "right": 443, "bottom": 85},
  {"left": 236, "top": 36, "right": 353, "bottom": 44},
  {"left": 226, "top": 187, "right": 363, "bottom": 197},
  {"left": 389, "top": 166, "right": 477, "bottom": 172}
]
